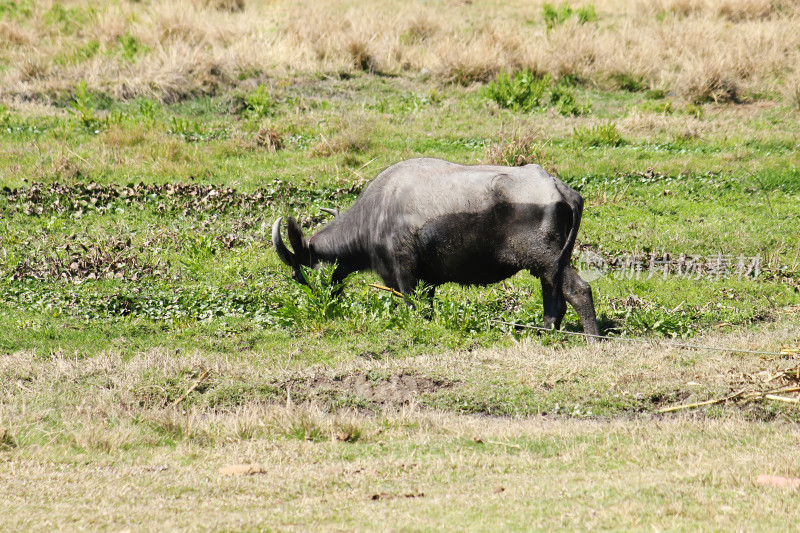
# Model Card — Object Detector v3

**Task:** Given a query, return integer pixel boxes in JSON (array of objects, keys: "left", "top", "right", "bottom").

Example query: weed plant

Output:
[
  {"left": 549, "top": 81, "right": 592, "bottom": 116},
  {"left": 485, "top": 71, "right": 551, "bottom": 113},
  {"left": 486, "top": 71, "right": 591, "bottom": 116},
  {"left": 117, "top": 33, "right": 148, "bottom": 62},
  {"left": 543, "top": 2, "right": 597, "bottom": 29},
  {"left": 243, "top": 84, "right": 274, "bottom": 120},
  {"left": 572, "top": 121, "right": 624, "bottom": 147},
  {"left": 272, "top": 264, "right": 350, "bottom": 326},
  {"left": 70, "top": 80, "right": 103, "bottom": 133}
]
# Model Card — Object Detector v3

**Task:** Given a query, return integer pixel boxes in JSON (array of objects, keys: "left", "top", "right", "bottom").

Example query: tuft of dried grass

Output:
[
  {"left": 401, "top": 14, "right": 441, "bottom": 45},
  {"left": 312, "top": 116, "right": 375, "bottom": 157},
  {"left": 0, "top": 425, "right": 18, "bottom": 450},
  {"left": 17, "top": 56, "right": 50, "bottom": 83},
  {"left": 195, "top": 0, "right": 246, "bottom": 12},
  {"left": 50, "top": 155, "right": 84, "bottom": 181},
  {"left": 435, "top": 21, "right": 531, "bottom": 85},
  {"left": 784, "top": 72, "right": 800, "bottom": 109},
  {"left": 0, "top": 21, "right": 32, "bottom": 45},
  {"left": 714, "top": 0, "right": 777, "bottom": 21},
  {"left": 646, "top": 0, "right": 791, "bottom": 21},
  {"left": 1, "top": 0, "right": 800, "bottom": 102},
  {"left": 120, "top": 42, "right": 233, "bottom": 102},
  {"left": 347, "top": 39, "right": 380, "bottom": 73},
  {"left": 251, "top": 127, "right": 283, "bottom": 151},
  {"left": 537, "top": 20, "right": 600, "bottom": 80},
  {"left": 483, "top": 128, "right": 552, "bottom": 168},
  {"left": 682, "top": 58, "right": 741, "bottom": 104}
]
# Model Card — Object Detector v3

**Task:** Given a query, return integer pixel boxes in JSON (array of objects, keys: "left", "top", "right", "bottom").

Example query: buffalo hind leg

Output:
[
  {"left": 540, "top": 277, "right": 567, "bottom": 331},
  {"left": 561, "top": 266, "right": 600, "bottom": 341}
]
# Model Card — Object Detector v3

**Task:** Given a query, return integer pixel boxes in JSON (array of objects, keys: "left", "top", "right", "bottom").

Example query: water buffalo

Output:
[{"left": 273, "top": 158, "right": 599, "bottom": 337}]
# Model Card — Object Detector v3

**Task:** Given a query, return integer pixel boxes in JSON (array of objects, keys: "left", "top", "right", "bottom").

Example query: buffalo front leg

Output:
[
  {"left": 561, "top": 266, "right": 600, "bottom": 340},
  {"left": 394, "top": 271, "right": 436, "bottom": 317},
  {"left": 540, "top": 277, "right": 567, "bottom": 331}
]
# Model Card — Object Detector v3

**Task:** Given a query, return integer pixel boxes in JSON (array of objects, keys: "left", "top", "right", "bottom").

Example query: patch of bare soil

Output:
[{"left": 303, "top": 372, "right": 453, "bottom": 406}]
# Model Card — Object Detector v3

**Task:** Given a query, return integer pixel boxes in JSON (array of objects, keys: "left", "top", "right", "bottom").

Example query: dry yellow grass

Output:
[
  {"left": 2, "top": 312, "right": 799, "bottom": 529},
  {"left": 3, "top": 0, "right": 799, "bottom": 103},
  {"left": 3, "top": 416, "right": 800, "bottom": 530}
]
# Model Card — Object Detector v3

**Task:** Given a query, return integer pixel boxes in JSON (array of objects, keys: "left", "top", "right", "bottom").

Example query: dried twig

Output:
[
  {"left": 657, "top": 388, "right": 748, "bottom": 413},
  {"left": 367, "top": 283, "right": 405, "bottom": 298},
  {"left": 67, "top": 148, "right": 93, "bottom": 168},
  {"left": 765, "top": 395, "right": 800, "bottom": 404},
  {"left": 486, "top": 440, "right": 522, "bottom": 449},
  {"left": 765, "top": 386, "right": 800, "bottom": 395},
  {"left": 15, "top": 381, "right": 33, "bottom": 393},
  {"left": 658, "top": 383, "right": 800, "bottom": 413},
  {"left": 170, "top": 367, "right": 211, "bottom": 407}
]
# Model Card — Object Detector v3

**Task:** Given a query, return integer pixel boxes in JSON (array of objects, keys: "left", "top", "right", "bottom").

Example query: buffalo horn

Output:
[
  {"left": 272, "top": 217, "right": 295, "bottom": 266},
  {"left": 320, "top": 207, "right": 339, "bottom": 217}
]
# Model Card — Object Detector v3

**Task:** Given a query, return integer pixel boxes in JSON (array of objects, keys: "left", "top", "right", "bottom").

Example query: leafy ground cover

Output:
[
  {"left": 2, "top": 0, "right": 800, "bottom": 530},
  {"left": 1, "top": 75, "right": 798, "bottom": 353}
]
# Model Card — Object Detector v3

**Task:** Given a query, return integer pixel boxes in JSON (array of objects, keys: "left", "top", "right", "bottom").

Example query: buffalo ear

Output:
[{"left": 286, "top": 217, "right": 311, "bottom": 265}]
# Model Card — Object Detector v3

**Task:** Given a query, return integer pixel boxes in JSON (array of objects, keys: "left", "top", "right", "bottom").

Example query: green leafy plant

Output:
[
  {"left": 486, "top": 70, "right": 551, "bottom": 112},
  {"left": 435, "top": 298, "right": 494, "bottom": 333},
  {"left": 137, "top": 99, "right": 159, "bottom": 125},
  {"left": 684, "top": 103, "right": 704, "bottom": 119},
  {"left": 244, "top": 84, "right": 273, "bottom": 119},
  {"left": 180, "top": 235, "right": 219, "bottom": 278},
  {"left": 273, "top": 263, "right": 350, "bottom": 326},
  {"left": 169, "top": 117, "right": 227, "bottom": 142},
  {"left": 576, "top": 4, "right": 597, "bottom": 23},
  {"left": 549, "top": 82, "right": 591, "bottom": 116},
  {"left": 487, "top": 71, "right": 590, "bottom": 115},
  {"left": 542, "top": 2, "right": 571, "bottom": 28},
  {"left": 117, "top": 33, "right": 147, "bottom": 62},
  {"left": 543, "top": 2, "right": 596, "bottom": 30},
  {"left": 572, "top": 121, "right": 624, "bottom": 147},
  {"left": 611, "top": 72, "right": 648, "bottom": 92},
  {"left": 70, "top": 79, "right": 103, "bottom": 132},
  {"left": 77, "top": 40, "right": 100, "bottom": 61},
  {"left": 622, "top": 308, "right": 696, "bottom": 338}
]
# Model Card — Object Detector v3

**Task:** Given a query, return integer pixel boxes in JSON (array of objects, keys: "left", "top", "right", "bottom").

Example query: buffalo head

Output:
[{"left": 272, "top": 217, "right": 314, "bottom": 284}]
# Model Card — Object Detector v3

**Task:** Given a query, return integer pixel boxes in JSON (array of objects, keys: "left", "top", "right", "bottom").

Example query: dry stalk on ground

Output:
[{"left": 659, "top": 354, "right": 800, "bottom": 412}]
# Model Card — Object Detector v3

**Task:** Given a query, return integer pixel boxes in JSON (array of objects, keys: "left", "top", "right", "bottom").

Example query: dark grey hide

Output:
[{"left": 273, "top": 158, "right": 599, "bottom": 337}]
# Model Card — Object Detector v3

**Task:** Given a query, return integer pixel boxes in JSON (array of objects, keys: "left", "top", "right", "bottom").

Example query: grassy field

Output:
[{"left": 2, "top": 0, "right": 800, "bottom": 530}]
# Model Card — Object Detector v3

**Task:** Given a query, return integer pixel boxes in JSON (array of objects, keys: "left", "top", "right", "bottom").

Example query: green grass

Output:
[
  {"left": 2, "top": 68, "right": 800, "bottom": 531},
  {"left": 1, "top": 76, "right": 798, "bottom": 355}
]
